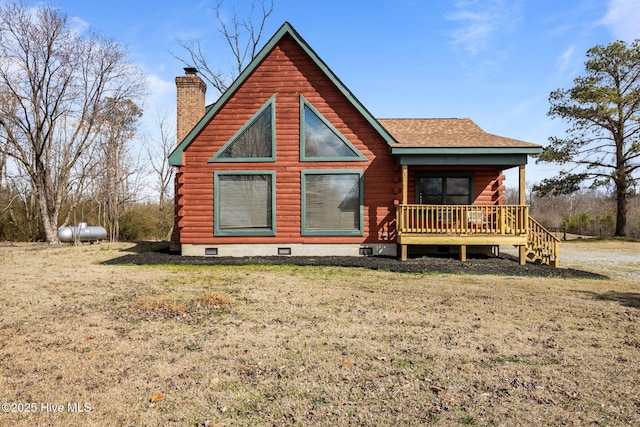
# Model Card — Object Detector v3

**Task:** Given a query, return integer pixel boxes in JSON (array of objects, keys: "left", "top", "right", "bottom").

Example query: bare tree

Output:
[
  {"left": 94, "top": 98, "right": 143, "bottom": 241},
  {"left": 0, "top": 137, "right": 6, "bottom": 189},
  {"left": 0, "top": 3, "right": 146, "bottom": 243},
  {"left": 147, "top": 113, "right": 175, "bottom": 210},
  {"left": 0, "top": 89, "right": 14, "bottom": 190},
  {"left": 173, "top": 0, "right": 274, "bottom": 96},
  {"left": 146, "top": 112, "right": 176, "bottom": 239},
  {"left": 2, "top": 169, "right": 41, "bottom": 240}
]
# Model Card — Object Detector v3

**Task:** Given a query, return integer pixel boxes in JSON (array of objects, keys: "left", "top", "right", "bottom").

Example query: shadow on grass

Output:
[
  {"left": 115, "top": 240, "right": 171, "bottom": 254},
  {"left": 576, "top": 290, "right": 640, "bottom": 310},
  {"left": 103, "top": 241, "right": 608, "bottom": 279}
]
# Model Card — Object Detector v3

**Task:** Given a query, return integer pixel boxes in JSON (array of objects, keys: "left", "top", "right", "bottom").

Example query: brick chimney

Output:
[
  {"left": 171, "top": 68, "right": 206, "bottom": 253},
  {"left": 176, "top": 67, "right": 206, "bottom": 142}
]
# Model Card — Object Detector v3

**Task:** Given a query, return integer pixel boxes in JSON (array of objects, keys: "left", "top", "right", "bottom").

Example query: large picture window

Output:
[
  {"left": 302, "top": 171, "right": 363, "bottom": 235},
  {"left": 214, "top": 172, "right": 275, "bottom": 236},
  {"left": 417, "top": 174, "right": 472, "bottom": 205}
]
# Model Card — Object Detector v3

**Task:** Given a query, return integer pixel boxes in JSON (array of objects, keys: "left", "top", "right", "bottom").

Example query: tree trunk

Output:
[
  {"left": 36, "top": 191, "right": 59, "bottom": 243},
  {"left": 614, "top": 178, "right": 627, "bottom": 236}
]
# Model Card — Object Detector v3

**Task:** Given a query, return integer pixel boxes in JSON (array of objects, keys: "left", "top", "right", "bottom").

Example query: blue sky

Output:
[{"left": 21, "top": 0, "right": 640, "bottom": 187}]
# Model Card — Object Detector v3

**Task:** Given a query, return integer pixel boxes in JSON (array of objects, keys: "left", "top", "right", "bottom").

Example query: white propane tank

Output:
[{"left": 57, "top": 222, "right": 108, "bottom": 243}]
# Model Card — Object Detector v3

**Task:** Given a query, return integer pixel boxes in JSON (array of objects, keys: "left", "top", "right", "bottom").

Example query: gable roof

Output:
[{"left": 168, "top": 22, "right": 396, "bottom": 166}]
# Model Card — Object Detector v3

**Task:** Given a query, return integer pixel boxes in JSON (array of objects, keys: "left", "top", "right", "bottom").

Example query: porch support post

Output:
[
  {"left": 401, "top": 165, "right": 408, "bottom": 205},
  {"left": 519, "top": 164, "right": 527, "bottom": 265},
  {"left": 401, "top": 165, "right": 408, "bottom": 261},
  {"left": 518, "top": 165, "right": 526, "bottom": 205},
  {"left": 460, "top": 245, "right": 467, "bottom": 262}
]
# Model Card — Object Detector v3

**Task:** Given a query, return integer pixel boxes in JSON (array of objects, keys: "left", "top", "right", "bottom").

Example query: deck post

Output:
[
  {"left": 519, "top": 165, "right": 526, "bottom": 205},
  {"left": 519, "top": 165, "right": 527, "bottom": 266},
  {"left": 401, "top": 165, "right": 408, "bottom": 205},
  {"left": 401, "top": 165, "right": 408, "bottom": 261},
  {"left": 460, "top": 245, "right": 467, "bottom": 262}
]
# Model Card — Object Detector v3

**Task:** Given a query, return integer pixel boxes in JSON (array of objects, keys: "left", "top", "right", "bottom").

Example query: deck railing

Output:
[{"left": 396, "top": 204, "right": 529, "bottom": 236}]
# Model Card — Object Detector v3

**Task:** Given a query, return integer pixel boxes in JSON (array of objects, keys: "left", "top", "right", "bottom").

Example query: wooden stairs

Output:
[
  {"left": 524, "top": 216, "right": 560, "bottom": 267},
  {"left": 505, "top": 211, "right": 560, "bottom": 267}
]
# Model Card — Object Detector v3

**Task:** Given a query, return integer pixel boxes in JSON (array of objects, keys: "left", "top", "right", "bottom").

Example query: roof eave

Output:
[{"left": 389, "top": 146, "right": 542, "bottom": 156}]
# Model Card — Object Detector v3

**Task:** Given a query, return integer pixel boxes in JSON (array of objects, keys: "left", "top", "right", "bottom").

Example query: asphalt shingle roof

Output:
[{"left": 377, "top": 118, "right": 540, "bottom": 149}]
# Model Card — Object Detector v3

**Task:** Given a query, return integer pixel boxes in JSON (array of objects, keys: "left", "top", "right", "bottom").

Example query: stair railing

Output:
[{"left": 526, "top": 216, "right": 560, "bottom": 267}]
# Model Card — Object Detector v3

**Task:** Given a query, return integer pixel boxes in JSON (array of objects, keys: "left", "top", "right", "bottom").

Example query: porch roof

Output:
[{"left": 379, "top": 118, "right": 542, "bottom": 166}]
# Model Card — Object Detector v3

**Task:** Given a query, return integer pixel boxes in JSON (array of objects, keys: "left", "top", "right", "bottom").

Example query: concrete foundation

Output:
[{"left": 180, "top": 243, "right": 398, "bottom": 258}]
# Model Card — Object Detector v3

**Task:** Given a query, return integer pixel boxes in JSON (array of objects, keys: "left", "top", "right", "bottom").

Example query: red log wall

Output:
[{"left": 176, "top": 34, "right": 398, "bottom": 245}]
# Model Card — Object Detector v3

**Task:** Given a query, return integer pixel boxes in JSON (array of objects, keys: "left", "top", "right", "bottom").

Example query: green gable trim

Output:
[
  {"left": 168, "top": 22, "right": 397, "bottom": 166},
  {"left": 391, "top": 146, "right": 540, "bottom": 167},
  {"left": 299, "top": 96, "right": 367, "bottom": 162},
  {"left": 209, "top": 95, "right": 276, "bottom": 162}
]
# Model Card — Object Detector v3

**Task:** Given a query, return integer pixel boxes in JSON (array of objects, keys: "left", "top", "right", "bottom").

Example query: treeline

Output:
[
  {"left": 3, "top": 184, "right": 639, "bottom": 243},
  {"left": 0, "top": 185, "right": 173, "bottom": 242},
  {"left": 508, "top": 189, "right": 640, "bottom": 238}
]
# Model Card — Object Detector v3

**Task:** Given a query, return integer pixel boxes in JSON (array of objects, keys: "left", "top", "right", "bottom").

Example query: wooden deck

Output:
[{"left": 396, "top": 204, "right": 559, "bottom": 266}]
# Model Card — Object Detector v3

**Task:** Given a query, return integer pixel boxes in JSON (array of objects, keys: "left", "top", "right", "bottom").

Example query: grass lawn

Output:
[{"left": 0, "top": 241, "right": 638, "bottom": 426}]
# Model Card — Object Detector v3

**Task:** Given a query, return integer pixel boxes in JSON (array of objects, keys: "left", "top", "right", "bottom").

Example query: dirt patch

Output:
[{"left": 105, "top": 242, "right": 607, "bottom": 279}]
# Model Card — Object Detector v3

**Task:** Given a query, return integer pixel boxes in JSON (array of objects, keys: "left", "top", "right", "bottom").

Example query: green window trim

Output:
[
  {"left": 301, "top": 169, "right": 364, "bottom": 236},
  {"left": 210, "top": 95, "right": 276, "bottom": 162},
  {"left": 214, "top": 171, "right": 276, "bottom": 236},
  {"left": 299, "top": 96, "right": 367, "bottom": 162},
  {"left": 415, "top": 172, "right": 474, "bottom": 205}
]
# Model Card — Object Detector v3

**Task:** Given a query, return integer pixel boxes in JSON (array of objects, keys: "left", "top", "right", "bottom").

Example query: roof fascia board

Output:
[
  {"left": 395, "top": 153, "right": 530, "bottom": 166},
  {"left": 390, "top": 146, "right": 542, "bottom": 156}
]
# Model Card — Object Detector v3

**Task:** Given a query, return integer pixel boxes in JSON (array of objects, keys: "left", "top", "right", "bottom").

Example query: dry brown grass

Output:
[
  {"left": 0, "top": 241, "right": 639, "bottom": 426},
  {"left": 124, "top": 293, "right": 233, "bottom": 322}
]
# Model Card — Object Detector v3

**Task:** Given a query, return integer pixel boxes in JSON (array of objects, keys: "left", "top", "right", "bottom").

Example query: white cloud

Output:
[
  {"left": 446, "top": 0, "right": 522, "bottom": 54},
  {"left": 557, "top": 45, "right": 576, "bottom": 75},
  {"left": 602, "top": 0, "right": 640, "bottom": 41},
  {"left": 137, "top": 73, "right": 175, "bottom": 143},
  {"left": 144, "top": 74, "right": 174, "bottom": 111},
  {"left": 69, "top": 16, "right": 90, "bottom": 35}
]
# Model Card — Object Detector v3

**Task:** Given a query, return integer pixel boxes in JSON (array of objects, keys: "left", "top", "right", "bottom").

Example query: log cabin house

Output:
[{"left": 168, "top": 22, "right": 559, "bottom": 266}]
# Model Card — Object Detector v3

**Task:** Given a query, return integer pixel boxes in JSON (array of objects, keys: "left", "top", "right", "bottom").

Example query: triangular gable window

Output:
[
  {"left": 210, "top": 96, "right": 275, "bottom": 162},
  {"left": 300, "top": 97, "right": 366, "bottom": 161}
]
